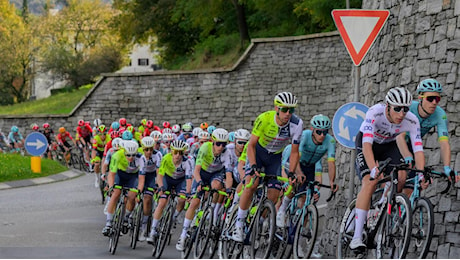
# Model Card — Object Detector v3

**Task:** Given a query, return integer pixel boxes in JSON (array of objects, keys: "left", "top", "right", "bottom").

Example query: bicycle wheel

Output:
[
  {"left": 376, "top": 193, "right": 412, "bottom": 259},
  {"left": 293, "top": 204, "right": 318, "bottom": 258},
  {"left": 99, "top": 177, "right": 106, "bottom": 204},
  {"left": 182, "top": 225, "right": 197, "bottom": 259},
  {"left": 406, "top": 197, "right": 433, "bottom": 259},
  {"left": 222, "top": 206, "right": 243, "bottom": 259},
  {"left": 154, "top": 204, "right": 174, "bottom": 258},
  {"left": 250, "top": 199, "right": 276, "bottom": 259},
  {"left": 194, "top": 206, "right": 214, "bottom": 259},
  {"left": 273, "top": 207, "right": 291, "bottom": 258},
  {"left": 70, "top": 152, "right": 79, "bottom": 169},
  {"left": 109, "top": 201, "right": 125, "bottom": 255},
  {"left": 208, "top": 204, "right": 226, "bottom": 259},
  {"left": 337, "top": 198, "right": 359, "bottom": 259},
  {"left": 130, "top": 201, "right": 143, "bottom": 249}
]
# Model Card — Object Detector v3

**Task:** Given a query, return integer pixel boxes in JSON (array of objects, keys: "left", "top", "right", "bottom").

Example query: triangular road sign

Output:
[{"left": 332, "top": 9, "right": 390, "bottom": 66}]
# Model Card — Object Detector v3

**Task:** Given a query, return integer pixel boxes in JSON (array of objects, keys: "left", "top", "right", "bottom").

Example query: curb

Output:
[{"left": 0, "top": 169, "right": 86, "bottom": 190}]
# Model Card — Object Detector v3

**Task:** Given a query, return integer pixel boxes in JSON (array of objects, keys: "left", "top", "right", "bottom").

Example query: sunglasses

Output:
[
  {"left": 393, "top": 106, "right": 410, "bottom": 113},
  {"left": 199, "top": 140, "right": 206, "bottom": 144},
  {"left": 163, "top": 141, "right": 170, "bottom": 144},
  {"left": 215, "top": 142, "right": 227, "bottom": 147},
  {"left": 423, "top": 95, "right": 441, "bottom": 103},
  {"left": 236, "top": 140, "right": 247, "bottom": 145},
  {"left": 143, "top": 147, "right": 153, "bottom": 152},
  {"left": 172, "top": 150, "right": 184, "bottom": 155},
  {"left": 278, "top": 107, "right": 295, "bottom": 114},
  {"left": 315, "top": 129, "right": 328, "bottom": 136},
  {"left": 125, "top": 154, "right": 135, "bottom": 158}
]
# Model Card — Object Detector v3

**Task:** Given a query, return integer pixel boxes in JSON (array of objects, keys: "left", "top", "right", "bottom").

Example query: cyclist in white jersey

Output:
[{"left": 350, "top": 87, "right": 426, "bottom": 250}]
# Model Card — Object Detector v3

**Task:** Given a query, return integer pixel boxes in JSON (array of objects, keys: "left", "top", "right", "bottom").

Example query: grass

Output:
[
  {"left": 0, "top": 84, "right": 93, "bottom": 115},
  {"left": 0, "top": 153, "right": 68, "bottom": 182}
]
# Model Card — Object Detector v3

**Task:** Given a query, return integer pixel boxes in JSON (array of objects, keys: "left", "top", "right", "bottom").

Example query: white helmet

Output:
[
  {"left": 162, "top": 128, "right": 173, "bottom": 134},
  {"left": 112, "top": 137, "right": 123, "bottom": 150},
  {"left": 150, "top": 130, "right": 162, "bottom": 141},
  {"left": 170, "top": 140, "right": 189, "bottom": 151},
  {"left": 94, "top": 118, "right": 103, "bottom": 127},
  {"left": 141, "top": 136, "right": 155, "bottom": 148},
  {"left": 274, "top": 92, "right": 297, "bottom": 108},
  {"left": 198, "top": 131, "right": 210, "bottom": 140},
  {"left": 234, "top": 129, "right": 251, "bottom": 141},
  {"left": 212, "top": 128, "right": 229, "bottom": 142},
  {"left": 192, "top": 127, "right": 202, "bottom": 137},
  {"left": 385, "top": 87, "right": 412, "bottom": 107},
  {"left": 162, "top": 132, "right": 174, "bottom": 142},
  {"left": 171, "top": 124, "right": 181, "bottom": 133},
  {"left": 123, "top": 140, "right": 139, "bottom": 155}
]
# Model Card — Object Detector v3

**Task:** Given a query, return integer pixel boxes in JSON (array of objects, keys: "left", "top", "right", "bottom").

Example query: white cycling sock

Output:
[
  {"left": 181, "top": 218, "right": 192, "bottom": 238},
  {"left": 151, "top": 219, "right": 159, "bottom": 230},
  {"left": 278, "top": 196, "right": 291, "bottom": 213},
  {"left": 174, "top": 209, "right": 180, "bottom": 219},
  {"left": 235, "top": 207, "right": 248, "bottom": 228},
  {"left": 353, "top": 208, "right": 368, "bottom": 240},
  {"left": 142, "top": 215, "right": 149, "bottom": 224}
]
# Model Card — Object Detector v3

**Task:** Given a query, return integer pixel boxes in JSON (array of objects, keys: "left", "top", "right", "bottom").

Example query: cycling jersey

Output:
[
  {"left": 359, "top": 103, "right": 423, "bottom": 153},
  {"left": 40, "top": 129, "right": 54, "bottom": 144},
  {"left": 8, "top": 132, "right": 23, "bottom": 143},
  {"left": 410, "top": 101, "right": 449, "bottom": 140},
  {"left": 252, "top": 110, "right": 303, "bottom": 154},
  {"left": 109, "top": 149, "right": 145, "bottom": 175},
  {"left": 158, "top": 153, "right": 193, "bottom": 179},
  {"left": 92, "top": 134, "right": 109, "bottom": 152},
  {"left": 226, "top": 143, "right": 241, "bottom": 183},
  {"left": 76, "top": 124, "right": 92, "bottom": 140},
  {"left": 299, "top": 129, "right": 336, "bottom": 174},
  {"left": 56, "top": 132, "right": 72, "bottom": 144},
  {"left": 195, "top": 142, "right": 232, "bottom": 174},
  {"left": 141, "top": 151, "right": 162, "bottom": 174}
]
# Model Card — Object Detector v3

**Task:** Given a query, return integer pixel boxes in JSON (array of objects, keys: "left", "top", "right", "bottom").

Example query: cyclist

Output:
[
  {"left": 147, "top": 140, "right": 191, "bottom": 242},
  {"left": 92, "top": 118, "right": 103, "bottom": 132},
  {"left": 55, "top": 127, "right": 76, "bottom": 166},
  {"left": 397, "top": 78, "right": 460, "bottom": 183},
  {"left": 188, "top": 127, "right": 202, "bottom": 145},
  {"left": 200, "top": 122, "right": 208, "bottom": 132},
  {"left": 101, "top": 137, "right": 123, "bottom": 215},
  {"left": 92, "top": 125, "right": 110, "bottom": 188},
  {"left": 31, "top": 124, "right": 40, "bottom": 132},
  {"left": 276, "top": 114, "right": 338, "bottom": 227},
  {"left": 75, "top": 119, "right": 93, "bottom": 164},
  {"left": 150, "top": 130, "right": 163, "bottom": 151},
  {"left": 102, "top": 140, "right": 145, "bottom": 236},
  {"left": 142, "top": 120, "right": 156, "bottom": 137},
  {"left": 160, "top": 132, "right": 174, "bottom": 156},
  {"left": 176, "top": 128, "right": 234, "bottom": 251},
  {"left": 350, "top": 87, "right": 425, "bottom": 250},
  {"left": 138, "top": 118, "right": 147, "bottom": 134},
  {"left": 40, "top": 123, "right": 55, "bottom": 159},
  {"left": 207, "top": 125, "right": 216, "bottom": 134},
  {"left": 227, "top": 129, "right": 251, "bottom": 208},
  {"left": 8, "top": 126, "right": 25, "bottom": 152},
  {"left": 189, "top": 131, "right": 210, "bottom": 159},
  {"left": 177, "top": 123, "right": 193, "bottom": 142},
  {"left": 0, "top": 128, "right": 7, "bottom": 153},
  {"left": 138, "top": 136, "right": 163, "bottom": 241},
  {"left": 232, "top": 91, "right": 303, "bottom": 242}
]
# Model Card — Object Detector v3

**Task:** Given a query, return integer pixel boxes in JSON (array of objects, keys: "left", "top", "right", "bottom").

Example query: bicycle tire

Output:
[
  {"left": 221, "top": 206, "right": 243, "bottom": 259},
  {"left": 208, "top": 203, "right": 226, "bottom": 259},
  {"left": 376, "top": 193, "right": 412, "bottom": 259},
  {"left": 194, "top": 206, "right": 214, "bottom": 259},
  {"left": 154, "top": 203, "right": 174, "bottom": 258},
  {"left": 181, "top": 225, "right": 197, "bottom": 259},
  {"left": 406, "top": 197, "right": 434, "bottom": 259},
  {"left": 337, "top": 198, "right": 358, "bottom": 259},
  {"left": 250, "top": 199, "right": 276, "bottom": 259},
  {"left": 273, "top": 206, "right": 291, "bottom": 258},
  {"left": 130, "top": 202, "right": 143, "bottom": 249},
  {"left": 293, "top": 204, "right": 318, "bottom": 258},
  {"left": 109, "top": 200, "right": 125, "bottom": 255},
  {"left": 99, "top": 177, "right": 106, "bottom": 204}
]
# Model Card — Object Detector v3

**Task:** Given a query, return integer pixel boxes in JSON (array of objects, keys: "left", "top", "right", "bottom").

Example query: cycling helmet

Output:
[
  {"left": 162, "top": 121, "right": 171, "bottom": 129},
  {"left": 150, "top": 130, "right": 162, "bottom": 141},
  {"left": 59, "top": 127, "right": 66, "bottom": 133},
  {"left": 310, "top": 114, "right": 332, "bottom": 130},
  {"left": 126, "top": 125, "right": 134, "bottom": 133},
  {"left": 111, "top": 122, "right": 120, "bottom": 131},
  {"left": 228, "top": 132, "right": 235, "bottom": 142},
  {"left": 207, "top": 125, "right": 216, "bottom": 134},
  {"left": 385, "top": 87, "right": 412, "bottom": 106},
  {"left": 182, "top": 123, "right": 192, "bottom": 132},
  {"left": 146, "top": 120, "right": 154, "bottom": 128},
  {"left": 274, "top": 92, "right": 297, "bottom": 108},
  {"left": 198, "top": 131, "right": 210, "bottom": 140},
  {"left": 141, "top": 136, "right": 155, "bottom": 148},
  {"left": 162, "top": 133, "right": 174, "bottom": 142},
  {"left": 110, "top": 131, "right": 120, "bottom": 139},
  {"left": 97, "top": 125, "right": 107, "bottom": 134},
  {"left": 416, "top": 78, "right": 443, "bottom": 94},
  {"left": 43, "top": 123, "right": 50, "bottom": 129},
  {"left": 185, "top": 122, "right": 194, "bottom": 129},
  {"left": 32, "top": 124, "right": 39, "bottom": 131},
  {"left": 78, "top": 120, "right": 85, "bottom": 126},
  {"left": 122, "top": 130, "right": 133, "bottom": 140},
  {"left": 171, "top": 140, "right": 188, "bottom": 151},
  {"left": 212, "top": 128, "right": 229, "bottom": 142},
  {"left": 94, "top": 118, "right": 102, "bottom": 127},
  {"left": 162, "top": 128, "right": 172, "bottom": 134},
  {"left": 234, "top": 129, "right": 251, "bottom": 141},
  {"left": 193, "top": 127, "right": 202, "bottom": 137},
  {"left": 119, "top": 118, "right": 127, "bottom": 126},
  {"left": 123, "top": 140, "right": 139, "bottom": 155},
  {"left": 172, "top": 124, "right": 180, "bottom": 133},
  {"left": 141, "top": 118, "right": 147, "bottom": 126},
  {"left": 200, "top": 122, "right": 209, "bottom": 130},
  {"left": 112, "top": 137, "right": 122, "bottom": 150},
  {"left": 11, "top": 126, "right": 19, "bottom": 133}
]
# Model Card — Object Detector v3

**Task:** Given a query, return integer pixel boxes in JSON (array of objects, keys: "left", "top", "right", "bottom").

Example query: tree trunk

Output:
[{"left": 231, "top": 0, "right": 250, "bottom": 48}]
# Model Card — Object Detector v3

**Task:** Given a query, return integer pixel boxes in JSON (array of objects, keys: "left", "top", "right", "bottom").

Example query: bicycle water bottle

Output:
[{"left": 247, "top": 205, "right": 258, "bottom": 223}]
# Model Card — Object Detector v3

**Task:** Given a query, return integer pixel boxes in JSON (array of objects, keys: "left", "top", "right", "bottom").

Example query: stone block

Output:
[
  {"left": 438, "top": 196, "right": 452, "bottom": 211},
  {"left": 445, "top": 211, "right": 460, "bottom": 223},
  {"left": 427, "top": 0, "right": 443, "bottom": 15},
  {"left": 437, "top": 243, "right": 450, "bottom": 259},
  {"left": 450, "top": 247, "right": 460, "bottom": 259},
  {"left": 415, "top": 59, "right": 431, "bottom": 76},
  {"left": 446, "top": 232, "right": 460, "bottom": 244}
]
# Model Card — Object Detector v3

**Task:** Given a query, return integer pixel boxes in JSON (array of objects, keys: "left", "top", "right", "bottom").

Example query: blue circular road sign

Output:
[
  {"left": 332, "top": 102, "right": 369, "bottom": 149},
  {"left": 25, "top": 132, "right": 49, "bottom": 156}
]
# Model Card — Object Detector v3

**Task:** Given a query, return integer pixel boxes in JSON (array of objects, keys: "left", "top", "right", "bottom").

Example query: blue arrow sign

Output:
[
  {"left": 332, "top": 102, "right": 369, "bottom": 149},
  {"left": 25, "top": 132, "right": 49, "bottom": 156}
]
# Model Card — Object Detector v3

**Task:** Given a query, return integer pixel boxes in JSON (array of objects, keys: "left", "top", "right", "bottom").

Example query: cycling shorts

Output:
[
  {"left": 191, "top": 168, "right": 225, "bottom": 195},
  {"left": 162, "top": 175, "right": 186, "bottom": 195},
  {"left": 114, "top": 170, "right": 138, "bottom": 189}
]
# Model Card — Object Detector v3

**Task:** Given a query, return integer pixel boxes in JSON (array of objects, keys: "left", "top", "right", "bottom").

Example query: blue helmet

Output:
[
  {"left": 111, "top": 121, "right": 120, "bottom": 131},
  {"left": 207, "top": 125, "right": 216, "bottom": 134},
  {"left": 417, "top": 79, "right": 443, "bottom": 94},
  {"left": 11, "top": 126, "right": 19, "bottom": 133},
  {"left": 228, "top": 132, "right": 235, "bottom": 142},
  {"left": 122, "top": 130, "right": 133, "bottom": 140},
  {"left": 310, "top": 114, "right": 331, "bottom": 130}
]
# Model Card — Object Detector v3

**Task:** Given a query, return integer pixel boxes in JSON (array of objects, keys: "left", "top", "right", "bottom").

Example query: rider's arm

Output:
[
  {"left": 396, "top": 132, "right": 413, "bottom": 159},
  {"left": 288, "top": 143, "right": 300, "bottom": 174},
  {"left": 247, "top": 134, "right": 258, "bottom": 169},
  {"left": 363, "top": 142, "right": 378, "bottom": 171},
  {"left": 440, "top": 140, "right": 451, "bottom": 169},
  {"left": 326, "top": 136, "right": 337, "bottom": 189}
]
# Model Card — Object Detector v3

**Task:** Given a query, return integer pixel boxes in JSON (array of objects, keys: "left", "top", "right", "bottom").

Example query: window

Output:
[{"left": 138, "top": 58, "right": 149, "bottom": 66}]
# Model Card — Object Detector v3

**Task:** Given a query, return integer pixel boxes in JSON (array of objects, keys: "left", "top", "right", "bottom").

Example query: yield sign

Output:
[{"left": 332, "top": 9, "right": 390, "bottom": 66}]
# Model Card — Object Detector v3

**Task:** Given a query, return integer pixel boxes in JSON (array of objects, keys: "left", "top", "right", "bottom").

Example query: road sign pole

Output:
[
  {"left": 348, "top": 66, "right": 360, "bottom": 203},
  {"left": 31, "top": 156, "right": 41, "bottom": 173}
]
